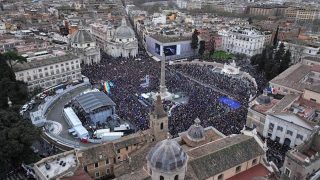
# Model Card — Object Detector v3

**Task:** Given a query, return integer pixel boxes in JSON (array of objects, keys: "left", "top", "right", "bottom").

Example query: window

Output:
[
  {"left": 160, "top": 176, "right": 164, "bottom": 180},
  {"left": 126, "top": 146, "right": 129, "bottom": 151},
  {"left": 66, "top": 63, "right": 69, "bottom": 65},
  {"left": 269, "top": 123, "right": 274, "bottom": 130},
  {"left": 218, "top": 174, "right": 223, "bottom": 180},
  {"left": 310, "top": 98, "right": 316, "bottom": 103},
  {"left": 56, "top": 65, "right": 59, "bottom": 68},
  {"left": 95, "top": 162, "right": 99, "bottom": 168},
  {"left": 87, "top": 44, "right": 90, "bottom": 47},
  {"left": 160, "top": 122, "right": 163, "bottom": 130},
  {"left": 95, "top": 172, "right": 100, "bottom": 178},
  {"left": 84, "top": 166, "right": 87, "bottom": 172},
  {"left": 106, "top": 158, "right": 109, "bottom": 164},
  {"left": 236, "top": 165, "right": 241, "bottom": 173},
  {"left": 297, "top": 134, "right": 303, "bottom": 140},
  {"left": 284, "top": 168, "right": 291, "bottom": 177},
  {"left": 174, "top": 175, "right": 178, "bottom": 180},
  {"left": 277, "top": 126, "right": 283, "bottom": 132},
  {"left": 106, "top": 168, "right": 110, "bottom": 174},
  {"left": 38, "top": 69, "right": 42, "bottom": 72},
  {"left": 117, "top": 149, "right": 120, "bottom": 153},
  {"left": 287, "top": 130, "right": 293, "bottom": 136},
  {"left": 252, "top": 158, "right": 257, "bottom": 165},
  {"left": 61, "top": 64, "right": 64, "bottom": 66},
  {"left": 44, "top": 67, "right": 48, "bottom": 71},
  {"left": 50, "top": 66, "right": 53, "bottom": 69}
]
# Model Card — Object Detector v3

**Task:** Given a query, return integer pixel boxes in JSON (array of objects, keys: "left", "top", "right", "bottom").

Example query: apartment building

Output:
[
  {"left": 219, "top": 26, "right": 265, "bottom": 56},
  {"left": 13, "top": 54, "right": 82, "bottom": 91}
]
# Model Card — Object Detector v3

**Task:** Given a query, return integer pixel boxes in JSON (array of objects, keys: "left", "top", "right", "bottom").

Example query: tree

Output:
[
  {"left": 198, "top": 40, "right": 205, "bottom": 57},
  {"left": 209, "top": 38, "right": 215, "bottom": 54},
  {"left": 0, "top": 109, "right": 40, "bottom": 177},
  {"left": 280, "top": 50, "right": 291, "bottom": 73},
  {"left": 191, "top": 29, "right": 199, "bottom": 56},
  {"left": 0, "top": 53, "right": 28, "bottom": 109},
  {"left": 274, "top": 42, "right": 285, "bottom": 66},
  {"left": 273, "top": 25, "right": 279, "bottom": 48},
  {"left": 2, "top": 51, "right": 27, "bottom": 70}
]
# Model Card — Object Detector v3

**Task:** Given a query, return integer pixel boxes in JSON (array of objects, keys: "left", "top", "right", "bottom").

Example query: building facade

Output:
[
  {"left": 285, "top": 7, "right": 319, "bottom": 22},
  {"left": 219, "top": 27, "right": 265, "bottom": 57},
  {"left": 263, "top": 114, "right": 313, "bottom": 147},
  {"left": 13, "top": 54, "right": 82, "bottom": 91},
  {"left": 281, "top": 127, "right": 320, "bottom": 180},
  {"left": 145, "top": 34, "right": 194, "bottom": 61},
  {"left": 70, "top": 28, "right": 101, "bottom": 65},
  {"left": 105, "top": 18, "right": 138, "bottom": 58}
]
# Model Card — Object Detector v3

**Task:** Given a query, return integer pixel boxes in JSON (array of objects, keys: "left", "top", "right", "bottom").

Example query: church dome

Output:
[
  {"left": 114, "top": 18, "right": 135, "bottom": 39},
  {"left": 70, "top": 29, "right": 93, "bottom": 44},
  {"left": 147, "top": 138, "right": 187, "bottom": 172},
  {"left": 187, "top": 118, "right": 205, "bottom": 141}
]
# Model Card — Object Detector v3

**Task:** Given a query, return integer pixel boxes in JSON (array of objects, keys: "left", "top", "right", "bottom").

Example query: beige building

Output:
[
  {"left": 13, "top": 54, "right": 82, "bottom": 91},
  {"left": 285, "top": 7, "right": 319, "bottom": 22},
  {"left": 269, "top": 57, "right": 320, "bottom": 95}
]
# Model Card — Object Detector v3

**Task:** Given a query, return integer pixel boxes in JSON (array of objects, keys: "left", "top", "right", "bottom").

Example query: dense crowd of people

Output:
[
  {"left": 82, "top": 52, "right": 256, "bottom": 136},
  {"left": 82, "top": 52, "right": 287, "bottom": 167}
]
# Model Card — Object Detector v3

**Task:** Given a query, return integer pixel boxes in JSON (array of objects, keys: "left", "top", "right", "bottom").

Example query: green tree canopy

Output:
[
  {"left": 198, "top": 40, "right": 206, "bottom": 56},
  {"left": 0, "top": 53, "right": 28, "bottom": 109},
  {"left": 280, "top": 50, "right": 291, "bottom": 73},
  {"left": 191, "top": 29, "right": 199, "bottom": 55},
  {"left": 2, "top": 51, "right": 27, "bottom": 70},
  {"left": 0, "top": 109, "right": 40, "bottom": 176}
]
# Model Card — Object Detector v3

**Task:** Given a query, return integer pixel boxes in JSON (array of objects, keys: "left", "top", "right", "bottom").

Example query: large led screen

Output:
[
  {"left": 163, "top": 45, "right": 177, "bottom": 56},
  {"left": 155, "top": 43, "right": 161, "bottom": 55}
]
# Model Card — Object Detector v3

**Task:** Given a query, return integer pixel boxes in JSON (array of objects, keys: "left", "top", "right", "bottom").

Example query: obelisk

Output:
[{"left": 159, "top": 51, "right": 167, "bottom": 98}]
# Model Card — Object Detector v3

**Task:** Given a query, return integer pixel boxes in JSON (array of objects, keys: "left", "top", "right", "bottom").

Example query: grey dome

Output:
[
  {"left": 70, "top": 29, "right": 93, "bottom": 44},
  {"left": 147, "top": 138, "right": 187, "bottom": 172},
  {"left": 256, "top": 94, "right": 271, "bottom": 105},
  {"left": 187, "top": 118, "right": 205, "bottom": 141},
  {"left": 114, "top": 18, "right": 135, "bottom": 39}
]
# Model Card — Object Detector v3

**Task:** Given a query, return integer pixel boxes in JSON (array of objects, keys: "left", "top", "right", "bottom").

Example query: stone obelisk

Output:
[{"left": 159, "top": 51, "right": 167, "bottom": 98}]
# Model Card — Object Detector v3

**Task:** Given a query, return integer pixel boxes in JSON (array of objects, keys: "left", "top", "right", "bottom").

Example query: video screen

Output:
[
  {"left": 163, "top": 45, "right": 177, "bottom": 56},
  {"left": 155, "top": 43, "right": 160, "bottom": 55}
]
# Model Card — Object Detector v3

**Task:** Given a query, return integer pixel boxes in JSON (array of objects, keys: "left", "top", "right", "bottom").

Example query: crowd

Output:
[
  {"left": 82, "top": 52, "right": 255, "bottom": 137},
  {"left": 82, "top": 52, "right": 288, "bottom": 167}
]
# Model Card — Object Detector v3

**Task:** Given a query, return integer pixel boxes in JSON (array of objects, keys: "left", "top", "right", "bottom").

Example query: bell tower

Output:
[{"left": 149, "top": 95, "right": 169, "bottom": 141}]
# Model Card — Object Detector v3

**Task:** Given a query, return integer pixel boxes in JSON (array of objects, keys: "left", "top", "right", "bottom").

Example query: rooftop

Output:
[
  {"left": 13, "top": 54, "right": 79, "bottom": 72},
  {"left": 35, "top": 150, "right": 78, "bottom": 180},
  {"left": 75, "top": 91, "right": 116, "bottom": 113},
  {"left": 227, "top": 164, "right": 272, "bottom": 180},
  {"left": 252, "top": 98, "right": 280, "bottom": 114},
  {"left": 149, "top": 34, "right": 191, "bottom": 43},
  {"left": 180, "top": 126, "right": 225, "bottom": 149},
  {"left": 78, "top": 142, "right": 116, "bottom": 166},
  {"left": 270, "top": 63, "right": 320, "bottom": 93},
  {"left": 187, "top": 135, "right": 265, "bottom": 179}
]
